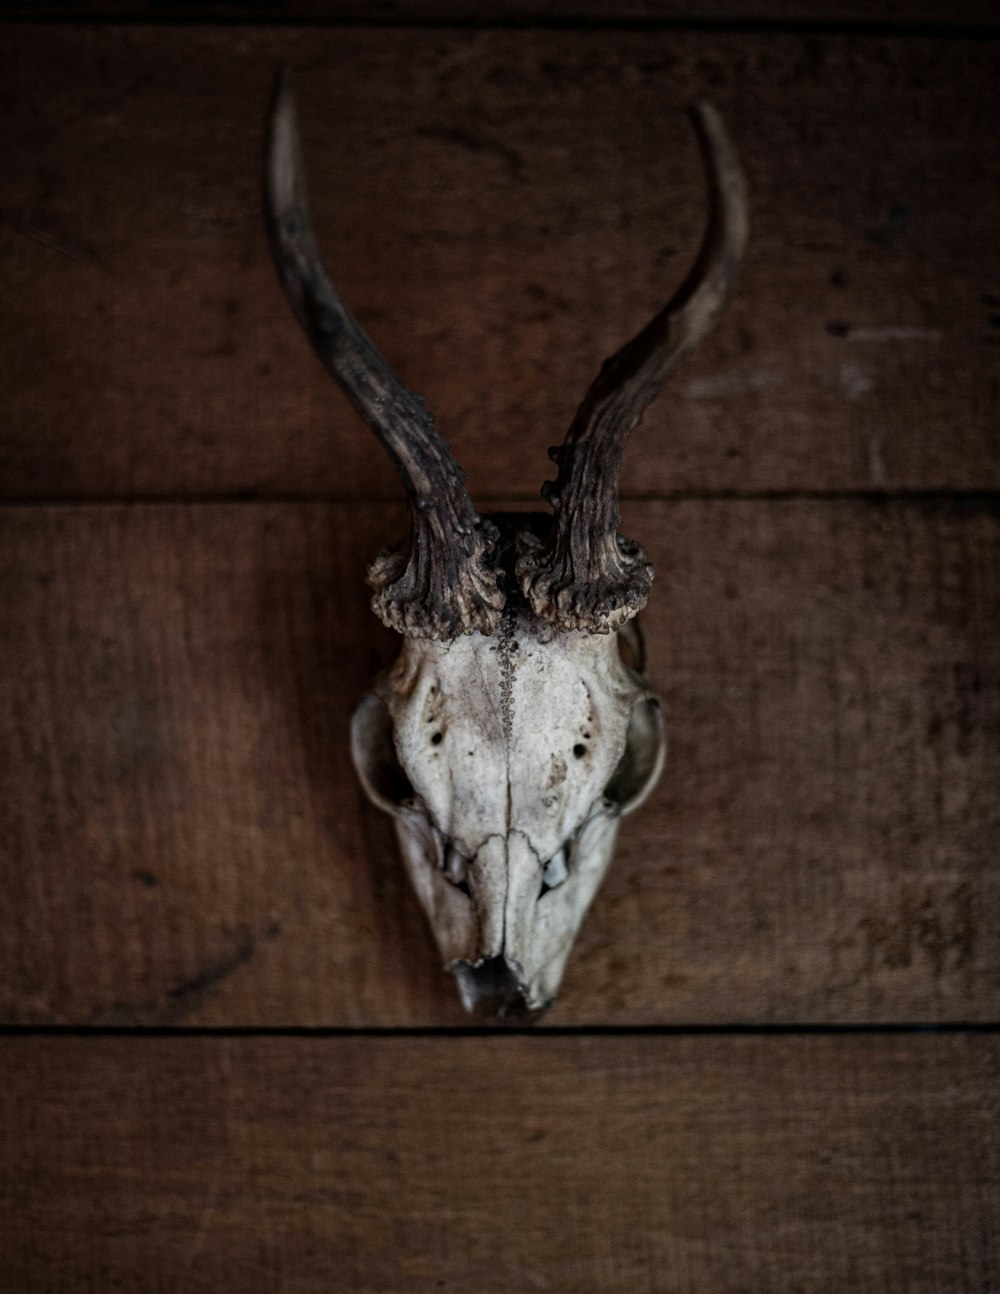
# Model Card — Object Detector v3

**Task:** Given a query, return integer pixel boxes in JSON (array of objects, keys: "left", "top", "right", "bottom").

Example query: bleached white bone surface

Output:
[{"left": 352, "top": 604, "right": 664, "bottom": 1016}]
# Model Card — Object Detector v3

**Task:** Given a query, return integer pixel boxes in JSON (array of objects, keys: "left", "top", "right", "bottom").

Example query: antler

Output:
[
  {"left": 516, "top": 102, "right": 749, "bottom": 633},
  {"left": 265, "top": 72, "right": 504, "bottom": 640}
]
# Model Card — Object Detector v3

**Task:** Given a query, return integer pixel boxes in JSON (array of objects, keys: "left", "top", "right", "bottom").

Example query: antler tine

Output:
[
  {"left": 265, "top": 71, "right": 504, "bottom": 640},
  {"left": 516, "top": 102, "right": 749, "bottom": 633}
]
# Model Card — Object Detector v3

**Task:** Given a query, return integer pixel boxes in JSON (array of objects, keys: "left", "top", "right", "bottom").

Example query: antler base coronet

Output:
[
  {"left": 369, "top": 514, "right": 504, "bottom": 640},
  {"left": 515, "top": 524, "right": 652, "bottom": 634}
]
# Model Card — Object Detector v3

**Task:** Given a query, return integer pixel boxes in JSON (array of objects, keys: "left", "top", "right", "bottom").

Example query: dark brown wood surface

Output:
[
  {"left": 3, "top": 498, "right": 996, "bottom": 1025},
  {"left": 2, "top": 27, "right": 998, "bottom": 500},
  {"left": 2, "top": 1032, "right": 997, "bottom": 1292},
  {"left": 2, "top": 1, "right": 998, "bottom": 24}
]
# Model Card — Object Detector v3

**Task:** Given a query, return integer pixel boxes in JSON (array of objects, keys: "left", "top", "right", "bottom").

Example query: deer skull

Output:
[{"left": 265, "top": 75, "right": 747, "bottom": 1017}]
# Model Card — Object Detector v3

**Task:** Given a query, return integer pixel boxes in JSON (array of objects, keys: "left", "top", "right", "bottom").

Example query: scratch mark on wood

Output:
[
  {"left": 14, "top": 221, "right": 100, "bottom": 267},
  {"left": 166, "top": 930, "right": 256, "bottom": 1001},
  {"left": 839, "top": 361, "right": 873, "bottom": 402},
  {"left": 416, "top": 121, "right": 525, "bottom": 179},
  {"left": 172, "top": 1179, "right": 219, "bottom": 1294},
  {"left": 828, "top": 324, "right": 943, "bottom": 344},
  {"left": 868, "top": 434, "right": 887, "bottom": 488},
  {"left": 683, "top": 368, "right": 784, "bottom": 400}
]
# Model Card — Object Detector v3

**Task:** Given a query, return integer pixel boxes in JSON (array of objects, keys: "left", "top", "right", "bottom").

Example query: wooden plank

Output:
[
  {"left": 1, "top": 1032, "right": 997, "bottom": 1291},
  {"left": 2, "top": 27, "right": 998, "bottom": 499},
  {"left": 2, "top": 498, "right": 997, "bottom": 1026},
  {"left": 3, "top": 1, "right": 999, "bottom": 22}
]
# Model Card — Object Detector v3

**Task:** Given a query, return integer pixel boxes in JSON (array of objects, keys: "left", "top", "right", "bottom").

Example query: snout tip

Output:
[{"left": 449, "top": 956, "right": 552, "bottom": 1023}]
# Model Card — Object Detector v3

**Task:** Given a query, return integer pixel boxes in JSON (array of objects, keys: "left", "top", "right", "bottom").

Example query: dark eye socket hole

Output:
[
  {"left": 351, "top": 693, "right": 415, "bottom": 811},
  {"left": 603, "top": 697, "right": 664, "bottom": 812},
  {"left": 616, "top": 619, "right": 646, "bottom": 674},
  {"left": 431, "top": 732, "right": 443, "bottom": 746},
  {"left": 373, "top": 736, "right": 414, "bottom": 803},
  {"left": 573, "top": 743, "right": 587, "bottom": 759}
]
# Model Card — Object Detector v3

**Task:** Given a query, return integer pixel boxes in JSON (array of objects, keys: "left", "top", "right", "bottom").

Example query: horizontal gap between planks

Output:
[
  {"left": 0, "top": 490, "right": 999, "bottom": 509},
  {"left": 0, "top": 15, "right": 998, "bottom": 40},
  {"left": 1, "top": 1022, "right": 999, "bottom": 1040}
]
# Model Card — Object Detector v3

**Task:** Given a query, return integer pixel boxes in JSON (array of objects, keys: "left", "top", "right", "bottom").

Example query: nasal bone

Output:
[{"left": 449, "top": 832, "right": 548, "bottom": 1019}]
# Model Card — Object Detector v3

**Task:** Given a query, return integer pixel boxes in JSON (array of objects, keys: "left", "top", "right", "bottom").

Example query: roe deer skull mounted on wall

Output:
[{"left": 265, "top": 73, "right": 747, "bottom": 1018}]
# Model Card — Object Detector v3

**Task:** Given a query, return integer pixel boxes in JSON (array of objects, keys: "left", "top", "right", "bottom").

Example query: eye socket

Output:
[
  {"left": 617, "top": 618, "right": 646, "bottom": 674},
  {"left": 604, "top": 697, "right": 666, "bottom": 815},
  {"left": 572, "top": 743, "right": 587, "bottom": 759},
  {"left": 350, "top": 692, "right": 414, "bottom": 814}
]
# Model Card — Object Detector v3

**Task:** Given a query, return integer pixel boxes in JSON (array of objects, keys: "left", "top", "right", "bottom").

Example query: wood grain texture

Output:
[
  {"left": 1, "top": 1032, "right": 997, "bottom": 1292},
  {"left": 2, "top": 27, "right": 998, "bottom": 499},
  {"left": 2, "top": 498, "right": 997, "bottom": 1026},
  {"left": 2, "top": 2, "right": 998, "bottom": 24}
]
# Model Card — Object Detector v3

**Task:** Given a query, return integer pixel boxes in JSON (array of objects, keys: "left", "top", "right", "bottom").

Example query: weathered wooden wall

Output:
[
  {"left": 3, "top": 499, "right": 998, "bottom": 1027},
  {"left": 4, "top": 27, "right": 999, "bottom": 500},
  {"left": 3, "top": 1034, "right": 998, "bottom": 1292},
  {"left": 0, "top": 6, "right": 997, "bottom": 1289}
]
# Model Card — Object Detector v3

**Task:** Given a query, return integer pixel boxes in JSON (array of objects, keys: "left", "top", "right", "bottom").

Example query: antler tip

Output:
[
  {"left": 688, "top": 98, "right": 717, "bottom": 125},
  {"left": 272, "top": 66, "right": 295, "bottom": 107}
]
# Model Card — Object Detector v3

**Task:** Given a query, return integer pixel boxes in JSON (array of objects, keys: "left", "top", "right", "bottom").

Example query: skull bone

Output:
[{"left": 352, "top": 518, "right": 665, "bottom": 1017}]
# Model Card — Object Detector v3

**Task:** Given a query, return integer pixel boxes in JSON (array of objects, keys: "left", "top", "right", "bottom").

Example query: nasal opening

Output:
[{"left": 450, "top": 956, "right": 538, "bottom": 1022}]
